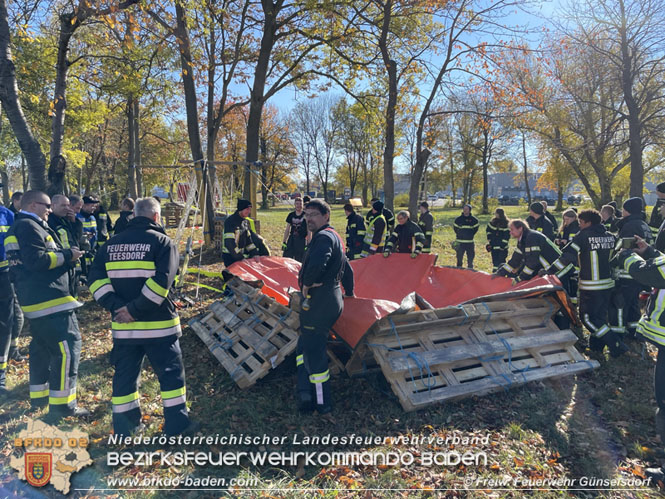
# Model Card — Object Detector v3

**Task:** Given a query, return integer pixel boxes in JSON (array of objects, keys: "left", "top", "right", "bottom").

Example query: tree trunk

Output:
[
  {"left": 408, "top": 148, "right": 430, "bottom": 218},
  {"left": 260, "top": 137, "right": 268, "bottom": 209},
  {"left": 0, "top": 170, "right": 8, "bottom": 204},
  {"left": 450, "top": 153, "right": 455, "bottom": 208},
  {"left": 522, "top": 132, "right": 531, "bottom": 206},
  {"left": 0, "top": 0, "right": 46, "bottom": 190},
  {"left": 556, "top": 183, "right": 563, "bottom": 211},
  {"left": 205, "top": 22, "right": 219, "bottom": 213},
  {"left": 378, "top": 0, "right": 396, "bottom": 212},
  {"left": 133, "top": 98, "right": 143, "bottom": 196},
  {"left": 127, "top": 95, "right": 138, "bottom": 198}
]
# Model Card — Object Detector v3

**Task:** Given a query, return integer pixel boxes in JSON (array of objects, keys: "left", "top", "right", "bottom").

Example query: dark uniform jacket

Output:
[
  {"left": 95, "top": 205, "right": 113, "bottom": 243},
  {"left": 616, "top": 213, "right": 653, "bottom": 280},
  {"left": 603, "top": 216, "right": 619, "bottom": 234},
  {"left": 362, "top": 213, "right": 386, "bottom": 256},
  {"left": 367, "top": 208, "right": 395, "bottom": 235},
  {"left": 619, "top": 247, "right": 665, "bottom": 347},
  {"left": 453, "top": 214, "right": 479, "bottom": 243},
  {"left": 222, "top": 211, "right": 255, "bottom": 264},
  {"left": 385, "top": 220, "right": 425, "bottom": 255},
  {"left": 114, "top": 211, "right": 134, "bottom": 235},
  {"left": 544, "top": 211, "right": 558, "bottom": 232},
  {"left": 48, "top": 213, "right": 77, "bottom": 250},
  {"left": 527, "top": 215, "right": 555, "bottom": 240},
  {"left": 298, "top": 224, "right": 353, "bottom": 297},
  {"left": 345, "top": 212, "right": 366, "bottom": 259},
  {"left": 486, "top": 217, "right": 509, "bottom": 250},
  {"left": 549, "top": 223, "right": 614, "bottom": 291},
  {"left": 649, "top": 198, "right": 665, "bottom": 238},
  {"left": 556, "top": 220, "right": 579, "bottom": 248},
  {"left": 5, "top": 213, "right": 81, "bottom": 319},
  {"left": 497, "top": 228, "right": 563, "bottom": 282},
  {"left": 418, "top": 211, "right": 434, "bottom": 253},
  {"left": 89, "top": 216, "right": 180, "bottom": 344}
]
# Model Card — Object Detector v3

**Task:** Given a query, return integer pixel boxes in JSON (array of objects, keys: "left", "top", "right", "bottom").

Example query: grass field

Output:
[{"left": 0, "top": 203, "right": 663, "bottom": 497}]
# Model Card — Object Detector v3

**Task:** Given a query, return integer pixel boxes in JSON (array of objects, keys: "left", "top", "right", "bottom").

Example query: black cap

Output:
[
  {"left": 657, "top": 182, "right": 665, "bottom": 194},
  {"left": 82, "top": 195, "right": 99, "bottom": 204},
  {"left": 237, "top": 199, "right": 252, "bottom": 211},
  {"left": 372, "top": 200, "right": 384, "bottom": 212},
  {"left": 623, "top": 197, "right": 642, "bottom": 215},
  {"left": 529, "top": 202, "right": 544, "bottom": 215},
  {"left": 608, "top": 201, "right": 617, "bottom": 209}
]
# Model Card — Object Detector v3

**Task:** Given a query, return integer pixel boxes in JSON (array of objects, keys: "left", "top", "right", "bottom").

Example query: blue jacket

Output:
[{"left": 0, "top": 206, "right": 14, "bottom": 272}]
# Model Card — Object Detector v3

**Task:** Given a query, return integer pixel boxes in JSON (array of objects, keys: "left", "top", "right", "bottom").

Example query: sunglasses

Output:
[{"left": 35, "top": 202, "right": 51, "bottom": 209}]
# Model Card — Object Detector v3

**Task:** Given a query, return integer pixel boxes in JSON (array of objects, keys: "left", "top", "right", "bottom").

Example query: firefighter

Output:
[
  {"left": 48, "top": 195, "right": 79, "bottom": 297},
  {"left": 649, "top": 182, "right": 665, "bottom": 240},
  {"left": 94, "top": 198, "right": 113, "bottom": 247},
  {"left": 496, "top": 219, "right": 570, "bottom": 284},
  {"left": 486, "top": 208, "right": 510, "bottom": 272},
  {"left": 383, "top": 210, "right": 425, "bottom": 258},
  {"left": 527, "top": 202, "right": 555, "bottom": 240},
  {"left": 601, "top": 204, "right": 619, "bottom": 234},
  {"left": 541, "top": 200, "right": 558, "bottom": 231},
  {"left": 655, "top": 200, "right": 665, "bottom": 252},
  {"left": 7, "top": 192, "right": 23, "bottom": 360},
  {"left": 114, "top": 198, "right": 135, "bottom": 235},
  {"left": 453, "top": 204, "right": 479, "bottom": 269},
  {"left": 361, "top": 200, "right": 387, "bottom": 257},
  {"left": 297, "top": 199, "right": 354, "bottom": 415},
  {"left": 77, "top": 196, "right": 98, "bottom": 271},
  {"left": 222, "top": 199, "right": 257, "bottom": 267},
  {"left": 547, "top": 209, "right": 627, "bottom": 357},
  {"left": 616, "top": 236, "right": 665, "bottom": 467},
  {"left": 344, "top": 203, "right": 365, "bottom": 260},
  {"left": 616, "top": 197, "right": 653, "bottom": 337},
  {"left": 282, "top": 197, "right": 307, "bottom": 262},
  {"left": 554, "top": 209, "right": 580, "bottom": 305},
  {"left": 418, "top": 202, "right": 434, "bottom": 254},
  {"left": 68, "top": 195, "right": 88, "bottom": 287},
  {"left": 8, "top": 191, "right": 21, "bottom": 216},
  {"left": 89, "top": 197, "right": 197, "bottom": 436},
  {"left": 0, "top": 203, "right": 14, "bottom": 393},
  {"left": 5, "top": 190, "right": 88, "bottom": 420},
  {"left": 366, "top": 197, "right": 395, "bottom": 241}
]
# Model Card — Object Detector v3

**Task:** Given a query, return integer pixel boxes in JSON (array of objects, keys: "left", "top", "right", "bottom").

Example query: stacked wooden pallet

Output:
[
  {"left": 188, "top": 278, "right": 300, "bottom": 388},
  {"left": 354, "top": 297, "right": 597, "bottom": 411},
  {"left": 163, "top": 203, "right": 189, "bottom": 228}
]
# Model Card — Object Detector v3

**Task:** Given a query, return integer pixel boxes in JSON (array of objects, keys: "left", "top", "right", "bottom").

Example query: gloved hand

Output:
[
  {"left": 282, "top": 242, "right": 287, "bottom": 251},
  {"left": 486, "top": 244, "right": 491, "bottom": 252},
  {"left": 383, "top": 252, "right": 390, "bottom": 258},
  {"left": 410, "top": 252, "right": 417, "bottom": 259},
  {"left": 537, "top": 269, "right": 547, "bottom": 277}
]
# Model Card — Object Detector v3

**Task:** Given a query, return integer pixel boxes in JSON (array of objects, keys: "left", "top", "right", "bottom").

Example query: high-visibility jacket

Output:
[
  {"left": 619, "top": 247, "right": 665, "bottom": 347},
  {"left": 76, "top": 211, "right": 97, "bottom": 247},
  {"left": 498, "top": 228, "right": 564, "bottom": 282},
  {"left": 556, "top": 220, "right": 579, "bottom": 247},
  {"left": 222, "top": 211, "right": 255, "bottom": 263},
  {"left": 486, "top": 217, "right": 509, "bottom": 250},
  {"left": 345, "top": 212, "right": 366, "bottom": 259},
  {"left": 366, "top": 208, "right": 395, "bottom": 235},
  {"left": 453, "top": 214, "right": 479, "bottom": 243},
  {"left": 48, "top": 213, "right": 76, "bottom": 250},
  {"left": 418, "top": 211, "right": 434, "bottom": 253},
  {"left": 616, "top": 213, "right": 653, "bottom": 280},
  {"left": 0, "top": 206, "right": 14, "bottom": 272},
  {"left": 362, "top": 213, "right": 386, "bottom": 256},
  {"left": 88, "top": 216, "right": 180, "bottom": 343},
  {"left": 385, "top": 220, "right": 425, "bottom": 254},
  {"left": 549, "top": 223, "right": 614, "bottom": 291},
  {"left": 5, "top": 213, "right": 81, "bottom": 319}
]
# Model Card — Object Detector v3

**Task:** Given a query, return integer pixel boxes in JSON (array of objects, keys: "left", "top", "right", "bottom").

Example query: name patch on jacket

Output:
[
  {"left": 588, "top": 236, "right": 614, "bottom": 250},
  {"left": 106, "top": 243, "right": 152, "bottom": 261}
]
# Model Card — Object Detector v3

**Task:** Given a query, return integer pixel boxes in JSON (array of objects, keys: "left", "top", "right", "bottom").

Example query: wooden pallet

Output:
[
  {"left": 188, "top": 278, "right": 300, "bottom": 388},
  {"left": 357, "top": 296, "right": 598, "bottom": 411}
]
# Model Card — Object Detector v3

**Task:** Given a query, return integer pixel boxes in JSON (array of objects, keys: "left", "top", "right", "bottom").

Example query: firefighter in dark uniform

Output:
[
  {"left": 366, "top": 197, "right": 395, "bottom": 243},
  {"left": 7, "top": 192, "right": 23, "bottom": 360},
  {"left": 649, "top": 182, "right": 665, "bottom": 240},
  {"left": 383, "top": 210, "right": 425, "bottom": 258},
  {"left": 601, "top": 205, "right": 619, "bottom": 234},
  {"left": 297, "top": 199, "right": 354, "bottom": 415},
  {"left": 48, "top": 195, "right": 79, "bottom": 297},
  {"left": 222, "top": 199, "right": 257, "bottom": 267},
  {"left": 114, "top": 198, "right": 135, "bottom": 235},
  {"left": 8, "top": 192, "right": 21, "bottom": 215},
  {"left": 361, "top": 200, "right": 387, "bottom": 257},
  {"left": 655, "top": 201, "right": 665, "bottom": 252},
  {"left": 486, "top": 208, "right": 510, "bottom": 272},
  {"left": 541, "top": 200, "right": 558, "bottom": 231},
  {"left": 282, "top": 197, "right": 307, "bottom": 262},
  {"left": 527, "top": 202, "right": 555, "bottom": 240},
  {"left": 77, "top": 196, "right": 98, "bottom": 273},
  {"left": 344, "top": 203, "right": 365, "bottom": 260},
  {"left": 89, "top": 197, "right": 196, "bottom": 436},
  {"left": 418, "top": 202, "right": 434, "bottom": 254},
  {"left": 94, "top": 198, "right": 113, "bottom": 248},
  {"left": 616, "top": 197, "right": 653, "bottom": 337},
  {"left": 496, "top": 219, "right": 571, "bottom": 284},
  {"left": 453, "top": 204, "right": 479, "bottom": 269},
  {"left": 0, "top": 204, "right": 14, "bottom": 394},
  {"left": 616, "top": 236, "right": 665, "bottom": 471},
  {"left": 554, "top": 209, "right": 580, "bottom": 304},
  {"left": 5, "top": 190, "right": 88, "bottom": 420},
  {"left": 547, "top": 209, "right": 627, "bottom": 356}
]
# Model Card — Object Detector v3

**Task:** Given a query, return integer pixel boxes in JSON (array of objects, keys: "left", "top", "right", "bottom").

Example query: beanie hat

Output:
[
  {"left": 82, "top": 195, "right": 99, "bottom": 204},
  {"left": 608, "top": 201, "right": 618, "bottom": 209},
  {"left": 237, "top": 199, "right": 252, "bottom": 211},
  {"left": 463, "top": 204, "right": 472, "bottom": 211},
  {"left": 372, "top": 200, "right": 384, "bottom": 212},
  {"left": 622, "top": 197, "right": 642, "bottom": 215},
  {"left": 530, "top": 202, "right": 544, "bottom": 215},
  {"left": 657, "top": 182, "right": 665, "bottom": 194}
]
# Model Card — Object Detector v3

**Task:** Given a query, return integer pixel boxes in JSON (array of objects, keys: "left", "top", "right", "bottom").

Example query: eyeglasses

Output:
[{"left": 35, "top": 202, "right": 51, "bottom": 209}]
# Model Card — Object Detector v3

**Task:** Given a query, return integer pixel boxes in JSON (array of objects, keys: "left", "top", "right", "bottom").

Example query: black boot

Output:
[
  {"left": 604, "top": 331, "right": 629, "bottom": 358},
  {"left": 46, "top": 405, "right": 90, "bottom": 423},
  {"left": 588, "top": 335, "right": 605, "bottom": 352}
]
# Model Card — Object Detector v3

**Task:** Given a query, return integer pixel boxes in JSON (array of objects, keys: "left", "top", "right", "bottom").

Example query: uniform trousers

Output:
[
  {"left": 456, "top": 242, "right": 475, "bottom": 269},
  {"left": 0, "top": 273, "right": 14, "bottom": 386}
]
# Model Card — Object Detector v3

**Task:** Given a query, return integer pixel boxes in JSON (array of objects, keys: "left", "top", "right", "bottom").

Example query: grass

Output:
[{"left": 0, "top": 202, "right": 663, "bottom": 497}]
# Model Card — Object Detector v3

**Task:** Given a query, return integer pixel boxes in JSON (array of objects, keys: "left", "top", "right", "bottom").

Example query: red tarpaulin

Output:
[{"left": 228, "top": 255, "right": 562, "bottom": 349}]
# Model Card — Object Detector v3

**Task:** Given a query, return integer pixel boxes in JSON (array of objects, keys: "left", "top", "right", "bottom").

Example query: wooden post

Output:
[{"left": 249, "top": 161, "right": 259, "bottom": 220}]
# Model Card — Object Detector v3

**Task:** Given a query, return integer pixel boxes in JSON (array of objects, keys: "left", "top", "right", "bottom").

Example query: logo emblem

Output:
[{"left": 25, "top": 453, "right": 51, "bottom": 487}]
